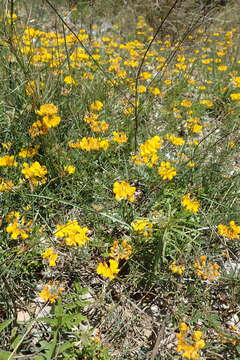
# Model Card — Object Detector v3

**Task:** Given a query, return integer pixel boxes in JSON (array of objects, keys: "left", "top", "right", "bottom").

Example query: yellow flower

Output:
[
  {"left": 0, "top": 178, "right": 14, "bottom": 192},
  {"left": 194, "top": 256, "right": 220, "bottom": 281},
  {"left": 217, "top": 221, "right": 240, "bottom": 239},
  {"left": 42, "top": 248, "right": 58, "bottom": 267},
  {"left": 199, "top": 99, "right": 213, "bottom": 107},
  {"left": 36, "top": 104, "right": 58, "bottom": 117},
  {"left": 131, "top": 219, "right": 153, "bottom": 237},
  {"left": 69, "top": 137, "right": 110, "bottom": 151},
  {"left": 39, "top": 281, "right": 64, "bottom": 303},
  {"left": 169, "top": 261, "right": 185, "bottom": 275},
  {"left": 42, "top": 115, "right": 61, "bottom": 129},
  {"left": 64, "top": 75, "right": 78, "bottom": 85},
  {"left": 55, "top": 219, "right": 90, "bottom": 246},
  {"left": 230, "top": 93, "right": 240, "bottom": 101},
  {"left": 90, "top": 100, "right": 104, "bottom": 111},
  {"left": 176, "top": 323, "right": 205, "bottom": 360},
  {"left": 96, "top": 259, "right": 120, "bottom": 280},
  {"left": 109, "top": 239, "right": 132, "bottom": 260},
  {"left": 166, "top": 134, "right": 185, "bottom": 146},
  {"left": 113, "top": 181, "right": 136, "bottom": 202},
  {"left": 6, "top": 212, "right": 32, "bottom": 240},
  {"left": 18, "top": 145, "right": 40, "bottom": 158},
  {"left": 158, "top": 161, "right": 176, "bottom": 180},
  {"left": 132, "top": 136, "right": 163, "bottom": 167},
  {"left": 181, "top": 193, "right": 200, "bottom": 213},
  {"left": 90, "top": 120, "right": 109, "bottom": 132},
  {"left": 218, "top": 65, "right": 228, "bottom": 71},
  {"left": 149, "top": 87, "right": 161, "bottom": 96},
  {"left": 181, "top": 99, "right": 192, "bottom": 108},
  {"left": 22, "top": 162, "right": 48, "bottom": 186},
  {"left": 0, "top": 155, "right": 17, "bottom": 167},
  {"left": 137, "top": 85, "right": 147, "bottom": 93},
  {"left": 64, "top": 165, "right": 76, "bottom": 174},
  {"left": 112, "top": 131, "right": 128, "bottom": 144}
]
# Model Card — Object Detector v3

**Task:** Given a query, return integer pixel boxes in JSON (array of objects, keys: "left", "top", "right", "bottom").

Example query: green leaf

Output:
[
  {"left": 0, "top": 350, "right": 12, "bottom": 360},
  {"left": 0, "top": 319, "right": 13, "bottom": 333}
]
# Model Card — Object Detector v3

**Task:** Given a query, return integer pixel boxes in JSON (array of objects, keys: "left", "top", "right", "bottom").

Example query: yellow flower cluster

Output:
[
  {"left": 97, "top": 239, "right": 132, "bottom": 280},
  {"left": 68, "top": 137, "right": 110, "bottom": 151},
  {"left": 25, "top": 80, "right": 45, "bottom": 97},
  {"left": 39, "top": 281, "right": 64, "bottom": 303},
  {"left": 41, "top": 248, "right": 58, "bottom": 267},
  {"left": 193, "top": 256, "right": 220, "bottom": 281},
  {"left": 0, "top": 155, "right": 17, "bottom": 167},
  {"left": 217, "top": 220, "right": 240, "bottom": 239},
  {"left": 132, "top": 136, "right": 163, "bottom": 167},
  {"left": 131, "top": 219, "right": 153, "bottom": 237},
  {"left": 5, "top": 211, "right": 32, "bottom": 240},
  {"left": 90, "top": 100, "right": 104, "bottom": 111},
  {"left": 230, "top": 93, "right": 240, "bottom": 100},
  {"left": 64, "top": 75, "right": 78, "bottom": 85},
  {"left": 21, "top": 161, "right": 48, "bottom": 187},
  {"left": 186, "top": 118, "right": 203, "bottom": 133},
  {"left": 181, "top": 193, "right": 200, "bottom": 213},
  {"left": 64, "top": 165, "right": 76, "bottom": 175},
  {"left": 29, "top": 104, "right": 61, "bottom": 137},
  {"left": 113, "top": 181, "right": 136, "bottom": 202},
  {"left": 18, "top": 145, "right": 40, "bottom": 158},
  {"left": 166, "top": 134, "right": 185, "bottom": 146},
  {"left": 55, "top": 219, "right": 90, "bottom": 246},
  {"left": 109, "top": 239, "right": 133, "bottom": 260},
  {"left": 0, "top": 178, "right": 14, "bottom": 192},
  {"left": 169, "top": 261, "right": 185, "bottom": 275},
  {"left": 158, "top": 161, "right": 177, "bottom": 180},
  {"left": 96, "top": 259, "right": 120, "bottom": 280},
  {"left": 176, "top": 322, "right": 205, "bottom": 360},
  {"left": 112, "top": 131, "right": 128, "bottom": 144}
]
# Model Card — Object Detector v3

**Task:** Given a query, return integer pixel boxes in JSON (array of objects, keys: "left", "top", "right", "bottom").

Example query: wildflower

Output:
[
  {"left": 187, "top": 161, "right": 196, "bottom": 168},
  {"left": 181, "top": 193, "right": 200, "bottom": 213},
  {"left": 132, "top": 136, "right": 163, "bottom": 167},
  {"left": 166, "top": 134, "right": 185, "bottom": 146},
  {"left": 18, "top": 145, "right": 40, "bottom": 158},
  {"left": 41, "top": 248, "right": 58, "bottom": 267},
  {"left": 113, "top": 181, "right": 136, "bottom": 202},
  {"left": 39, "top": 281, "right": 64, "bottom": 303},
  {"left": 64, "top": 165, "right": 76, "bottom": 174},
  {"left": 169, "top": 261, "right": 185, "bottom": 275},
  {"left": 136, "top": 85, "right": 147, "bottom": 93},
  {"left": 158, "top": 161, "right": 176, "bottom": 180},
  {"left": 181, "top": 99, "right": 192, "bottom": 108},
  {"left": 112, "top": 131, "right": 128, "bottom": 144},
  {"left": 64, "top": 75, "right": 78, "bottom": 85},
  {"left": 217, "top": 220, "right": 240, "bottom": 239},
  {"left": 29, "top": 120, "right": 48, "bottom": 137},
  {"left": 230, "top": 93, "right": 240, "bottom": 101},
  {"left": 0, "top": 155, "right": 17, "bottom": 167},
  {"left": 193, "top": 256, "right": 220, "bottom": 281},
  {"left": 176, "top": 322, "right": 205, "bottom": 360},
  {"left": 218, "top": 65, "right": 228, "bottom": 71},
  {"left": 36, "top": 104, "right": 58, "bottom": 117},
  {"left": 68, "top": 137, "right": 110, "bottom": 151},
  {"left": 96, "top": 259, "right": 120, "bottom": 280},
  {"left": 199, "top": 99, "right": 213, "bottom": 107},
  {"left": 90, "top": 120, "right": 109, "bottom": 132},
  {"left": 109, "top": 239, "right": 132, "bottom": 260},
  {"left": 90, "top": 100, "right": 103, "bottom": 111},
  {"left": 149, "top": 87, "right": 161, "bottom": 96},
  {"left": 131, "top": 219, "right": 153, "bottom": 237},
  {"left": 55, "top": 219, "right": 90, "bottom": 246},
  {"left": 22, "top": 162, "right": 48, "bottom": 187},
  {"left": 0, "top": 178, "right": 14, "bottom": 192},
  {"left": 6, "top": 212, "right": 32, "bottom": 240}
]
